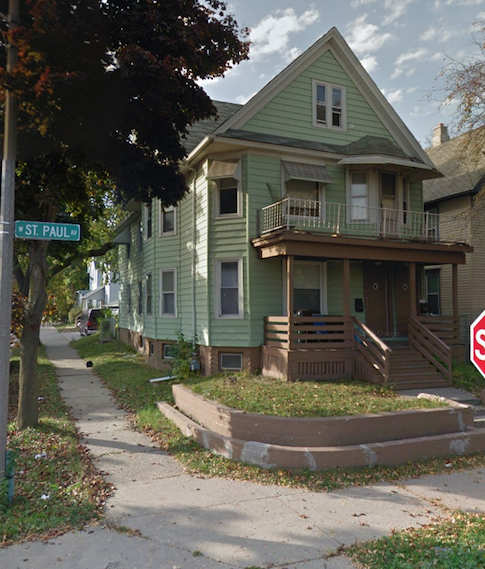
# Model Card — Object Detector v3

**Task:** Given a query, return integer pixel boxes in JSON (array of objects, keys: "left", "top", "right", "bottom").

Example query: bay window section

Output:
[
  {"left": 159, "top": 269, "right": 177, "bottom": 317},
  {"left": 217, "top": 259, "right": 243, "bottom": 318},
  {"left": 350, "top": 172, "right": 368, "bottom": 221}
]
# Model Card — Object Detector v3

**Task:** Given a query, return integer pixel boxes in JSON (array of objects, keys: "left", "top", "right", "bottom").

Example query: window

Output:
[
  {"left": 402, "top": 177, "right": 410, "bottom": 224},
  {"left": 313, "top": 80, "right": 345, "bottom": 130},
  {"left": 126, "top": 283, "right": 132, "bottom": 313},
  {"left": 137, "top": 220, "right": 143, "bottom": 252},
  {"left": 293, "top": 262, "right": 325, "bottom": 315},
  {"left": 285, "top": 179, "right": 322, "bottom": 218},
  {"left": 138, "top": 280, "right": 143, "bottom": 315},
  {"left": 159, "top": 269, "right": 177, "bottom": 317},
  {"left": 146, "top": 204, "right": 152, "bottom": 239},
  {"left": 146, "top": 273, "right": 153, "bottom": 315},
  {"left": 350, "top": 172, "right": 368, "bottom": 221},
  {"left": 216, "top": 259, "right": 243, "bottom": 318},
  {"left": 426, "top": 270, "right": 441, "bottom": 315},
  {"left": 207, "top": 160, "right": 241, "bottom": 218},
  {"left": 160, "top": 204, "right": 176, "bottom": 236},
  {"left": 163, "top": 344, "right": 176, "bottom": 359},
  {"left": 220, "top": 353, "right": 243, "bottom": 371},
  {"left": 149, "top": 341, "right": 155, "bottom": 356}
]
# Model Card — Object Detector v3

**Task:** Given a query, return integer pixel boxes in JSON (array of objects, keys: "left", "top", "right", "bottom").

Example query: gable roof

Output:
[
  {"left": 424, "top": 128, "right": 485, "bottom": 205},
  {"left": 211, "top": 27, "right": 433, "bottom": 168}
]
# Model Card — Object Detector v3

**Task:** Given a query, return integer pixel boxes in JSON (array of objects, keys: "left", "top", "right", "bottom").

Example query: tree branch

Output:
[{"left": 48, "top": 241, "right": 115, "bottom": 280}]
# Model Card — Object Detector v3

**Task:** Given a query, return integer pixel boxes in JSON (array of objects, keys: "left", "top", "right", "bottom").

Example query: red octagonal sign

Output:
[{"left": 471, "top": 309, "right": 485, "bottom": 378}]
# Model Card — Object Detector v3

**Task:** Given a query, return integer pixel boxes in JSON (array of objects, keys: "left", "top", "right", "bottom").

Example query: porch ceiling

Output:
[{"left": 251, "top": 231, "right": 472, "bottom": 264}]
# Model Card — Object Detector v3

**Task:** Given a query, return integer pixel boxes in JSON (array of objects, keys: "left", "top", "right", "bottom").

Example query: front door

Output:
[{"left": 364, "top": 262, "right": 410, "bottom": 337}]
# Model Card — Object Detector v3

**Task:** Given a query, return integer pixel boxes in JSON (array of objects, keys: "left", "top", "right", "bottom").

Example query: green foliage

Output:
[
  {"left": 453, "top": 362, "right": 485, "bottom": 398},
  {"left": 68, "top": 305, "right": 83, "bottom": 325},
  {"left": 171, "top": 332, "right": 199, "bottom": 380}
]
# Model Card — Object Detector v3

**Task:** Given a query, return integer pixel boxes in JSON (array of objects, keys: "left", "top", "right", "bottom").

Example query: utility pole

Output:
[{"left": 0, "top": 0, "right": 19, "bottom": 480}]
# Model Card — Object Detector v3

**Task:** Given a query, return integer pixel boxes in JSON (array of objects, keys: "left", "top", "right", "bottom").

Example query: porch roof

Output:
[{"left": 252, "top": 230, "right": 472, "bottom": 264}]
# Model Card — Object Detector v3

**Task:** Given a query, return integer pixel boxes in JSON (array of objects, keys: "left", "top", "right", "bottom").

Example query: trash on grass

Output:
[
  {"left": 149, "top": 375, "right": 176, "bottom": 383},
  {"left": 35, "top": 452, "right": 47, "bottom": 460},
  {"left": 40, "top": 494, "right": 50, "bottom": 500}
]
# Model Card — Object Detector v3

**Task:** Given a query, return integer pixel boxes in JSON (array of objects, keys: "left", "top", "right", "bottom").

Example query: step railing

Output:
[
  {"left": 352, "top": 316, "right": 391, "bottom": 384},
  {"left": 408, "top": 316, "right": 452, "bottom": 384}
]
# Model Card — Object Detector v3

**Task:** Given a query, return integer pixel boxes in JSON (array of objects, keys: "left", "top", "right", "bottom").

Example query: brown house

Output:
[{"left": 424, "top": 124, "right": 485, "bottom": 352}]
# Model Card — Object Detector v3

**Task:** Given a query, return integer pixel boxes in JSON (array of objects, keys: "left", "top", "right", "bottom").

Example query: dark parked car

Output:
[{"left": 78, "top": 308, "right": 102, "bottom": 336}]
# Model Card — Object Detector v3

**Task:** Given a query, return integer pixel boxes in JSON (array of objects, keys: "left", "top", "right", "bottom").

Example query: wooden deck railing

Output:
[
  {"left": 264, "top": 315, "right": 352, "bottom": 350},
  {"left": 352, "top": 316, "right": 391, "bottom": 384},
  {"left": 416, "top": 315, "right": 461, "bottom": 346},
  {"left": 409, "top": 316, "right": 452, "bottom": 383}
]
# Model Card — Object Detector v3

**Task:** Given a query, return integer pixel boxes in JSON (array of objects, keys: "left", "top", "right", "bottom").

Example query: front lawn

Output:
[
  {"left": 2, "top": 349, "right": 110, "bottom": 546},
  {"left": 71, "top": 334, "right": 485, "bottom": 494}
]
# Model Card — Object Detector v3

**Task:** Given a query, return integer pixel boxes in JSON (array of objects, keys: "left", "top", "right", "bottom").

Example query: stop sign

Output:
[{"left": 471, "top": 309, "right": 485, "bottom": 378}]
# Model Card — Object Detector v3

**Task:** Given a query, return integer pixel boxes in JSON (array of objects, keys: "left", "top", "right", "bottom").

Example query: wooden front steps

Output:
[{"left": 364, "top": 343, "right": 451, "bottom": 390}]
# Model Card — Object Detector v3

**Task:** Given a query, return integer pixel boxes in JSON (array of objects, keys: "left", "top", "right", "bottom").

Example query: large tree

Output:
[{"left": 2, "top": 0, "right": 249, "bottom": 428}]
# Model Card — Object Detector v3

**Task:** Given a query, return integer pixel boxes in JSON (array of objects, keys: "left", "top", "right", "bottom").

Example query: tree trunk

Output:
[{"left": 17, "top": 240, "right": 49, "bottom": 430}]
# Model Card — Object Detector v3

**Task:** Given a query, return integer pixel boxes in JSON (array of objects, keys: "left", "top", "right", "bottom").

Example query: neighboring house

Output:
[
  {"left": 424, "top": 124, "right": 485, "bottom": 347},
  {"left": 115, "top": 28, "right": 471, "bottom": 389},
  {"left": 80, "top": 259, "right": 120, "bottom": 312}
]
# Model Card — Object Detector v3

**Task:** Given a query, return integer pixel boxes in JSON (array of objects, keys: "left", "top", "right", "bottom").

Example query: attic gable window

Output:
[{"left": 313, "top": 80, "right": 346, "bottom": 131}]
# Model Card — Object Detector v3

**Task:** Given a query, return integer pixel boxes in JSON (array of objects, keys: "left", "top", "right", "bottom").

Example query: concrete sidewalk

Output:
[{"left": 2, "top": 327, "right": 485, "bottom": 569}]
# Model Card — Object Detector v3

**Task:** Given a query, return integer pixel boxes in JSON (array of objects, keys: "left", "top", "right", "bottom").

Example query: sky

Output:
[{"left": 199, "top": 0, "right": 485, "bottom": 149}]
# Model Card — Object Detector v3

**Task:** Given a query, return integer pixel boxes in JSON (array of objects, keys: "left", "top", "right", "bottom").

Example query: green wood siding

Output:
[
  {"left": 327, "top": 261, "right": 365, "bottom": 319},
  {"left": 242, "top": 50, "right": 397, "bottom": 147}
]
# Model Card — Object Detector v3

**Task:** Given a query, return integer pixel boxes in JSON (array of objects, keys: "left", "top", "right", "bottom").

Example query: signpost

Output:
[
  {"left": 15, "top": 221, "right": 81, "bottom": 241},
  {"left": 470, "top": 309, "right": 485, "bottom": 379}
]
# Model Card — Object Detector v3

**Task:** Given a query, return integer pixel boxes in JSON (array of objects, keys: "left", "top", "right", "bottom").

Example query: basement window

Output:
[{"left": 220, "top": 353, "right": 243, "bottom": 371}]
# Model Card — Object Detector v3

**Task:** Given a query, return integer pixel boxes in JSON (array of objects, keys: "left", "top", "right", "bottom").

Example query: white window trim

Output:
[
  {"left": 312, "top": 80, "right": 347, "bottom": 131},
  {"left": 159, "top": 268, "right": 178, "bottom": 318},
  {"left": 213, "top": 162, "right": 243, "bottom": 219},
  {"left": 146, "top": 273, "right": 153, "bottom": 317},
  {"left": 215, "top": 258, "right": 244, "bottom": 319},
  {"left": 282, "top": 260, "right": 328, "bottom": 316},
  {"left": 220, "top": 352, "right": 243, "bottom": 371},
  {"left": 145, "top": 203, "right": 153, "bottom": 240},
  {"left": 159, "top": 202, "right": 177, "bottom": 237},
  {"left": 347, "top": 170, "right": 370, "bottom": 222}
]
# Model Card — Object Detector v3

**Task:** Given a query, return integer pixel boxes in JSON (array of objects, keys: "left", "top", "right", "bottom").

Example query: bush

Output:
[{"left": 68, "top": 305, "right": 83, "bottom": 324}]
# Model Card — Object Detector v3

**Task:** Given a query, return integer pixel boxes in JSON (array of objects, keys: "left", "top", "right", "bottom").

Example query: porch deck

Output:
[{"left": 262, "top": 314, "right": 460, "bottom": 389}]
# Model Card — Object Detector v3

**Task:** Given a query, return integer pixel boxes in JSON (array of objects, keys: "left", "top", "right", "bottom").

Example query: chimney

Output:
[{"left": 432, "top": 123, "right": 450, "bottom": 147}]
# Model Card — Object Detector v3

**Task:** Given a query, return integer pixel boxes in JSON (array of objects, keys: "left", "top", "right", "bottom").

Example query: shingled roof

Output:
[{"left": 424, "top": 129, "right": 485, "bottom": 205}]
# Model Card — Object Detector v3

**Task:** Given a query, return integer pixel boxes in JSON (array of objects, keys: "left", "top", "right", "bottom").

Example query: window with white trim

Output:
[
  {"left": 163, "top": 344, "right": 175, "bottom": 359},
  {"left": 145, "top": 203, "right": 152, "bottom": 239},
  {"left": 216, "top": 259, "right": 243, "bottom": 318},
  {"left": 220, "top": 353, "right": 243, "bottom": 371},
  {"left": 313, "top": 80, "right": 346, "bottom": 130},
  {"left": 137, "top": 280, "right": 143, "bottom": 315},
  {"left": 160, "top": 203, "right": 176, "bottom": 236},
  {"left": 350, "top": 172, "right": 368, "bottom": 221},
  {"left": 146, "top": 273, "right": 153, "bottom": 315},
  {"left": 208, "top": 160, "right": 242, "bottom": 218},
  {"left": 159, "top": 269, "right": 177, "bottom": 317},
  {"left": 293, "top": 261, "right": 326, "bottom": 315},
  {"left": 425, "top": 269, "right": 441, "bottom": 315},
  {"left": 126, "top": 283, "right": 131, "bottom": 313}
]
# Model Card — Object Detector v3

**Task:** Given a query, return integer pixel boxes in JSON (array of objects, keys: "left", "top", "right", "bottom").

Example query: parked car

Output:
[{"left": 78, "top": 308, "right": 102, "bottom": 336}]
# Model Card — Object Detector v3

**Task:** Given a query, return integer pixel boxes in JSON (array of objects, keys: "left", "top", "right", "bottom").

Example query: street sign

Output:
[
  {"left": 470, "top": 309, "right": 485, "bottom": 378},
  {"left": 15, "top": 221, "right": 81, "bottom": 241}
]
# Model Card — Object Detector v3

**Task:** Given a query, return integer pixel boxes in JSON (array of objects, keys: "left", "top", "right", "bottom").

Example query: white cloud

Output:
[
  {"left": 382, "top": 88, "right": 404, "bottom": 103},
  {"left": 249, "top": 8, "right": 320, "bottom": 61},
  {"left": 346, "top": 16, "right": 394, "bottom": 54},
  {"left": 382, "top": 0, "right": 417, "bottom": 25},
  {"left": 350, "top": 0, "right": 377, "bottom": 6},
  {"left": 420, "top": 25, "right": 461, "bottom": 42},
  {"left": 395, "top": 48, "right": 428, "bottom": 66},
  {"left": 430, "top": 52, "right": 446, "bottom": 61},
  {"left": 360, "top": 55, "right": 379, "bottom": 71},
  {"left": 236, "top": 92, "right": 257, "bottom": 105}
]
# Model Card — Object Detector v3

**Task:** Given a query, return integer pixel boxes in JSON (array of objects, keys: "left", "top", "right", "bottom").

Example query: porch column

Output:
[
  {"left": 343, "top": 258, "right": 351, "bottom": 319},
  {"left": 287, "top": 256, "right": 294, "bottom": 349},
  {"left": 409, "top": 262, "right": 417, "bottom": 318},
  {"left": 452, "top": 263, "right": 459, "bottom": 319}
]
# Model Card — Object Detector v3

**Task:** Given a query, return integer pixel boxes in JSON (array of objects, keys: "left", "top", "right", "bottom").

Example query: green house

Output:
[{"left": 116, "top": 28, "right": 471, "bottom": 388}]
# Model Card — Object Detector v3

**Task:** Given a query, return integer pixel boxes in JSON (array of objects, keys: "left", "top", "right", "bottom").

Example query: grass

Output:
[
  {"left": 71, "top": 334, "right": 485, "bottom": 495},
  {"left": 349, "top": 512, "right": 485, "bottom": 568},
  {"left": 2, "top": 348, "right": 110, "bottom": 546},
  {"left": 452, "top": 362, "right": 485, "bottom": 398},
  {"left": 187, "top": 374, "right": 446, "bottom": 417}
]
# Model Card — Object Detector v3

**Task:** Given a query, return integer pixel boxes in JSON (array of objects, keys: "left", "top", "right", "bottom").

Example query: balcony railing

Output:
[{"left": 259, "top": 198, "right": 468, "bottom": 244}]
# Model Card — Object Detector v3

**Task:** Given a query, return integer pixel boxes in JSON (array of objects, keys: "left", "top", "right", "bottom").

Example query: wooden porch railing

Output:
[
  {"left": 408, "top": 316, "right": 452, "bottom": 383},
  {"left": 416, "top": 315, "right": 461, "bottom": 346},
  {"left": 264, "top": 315, "right": 352, "bottom": 350},
  {"left": 352, "top": 316, "right": 391, "bottom": 384}
]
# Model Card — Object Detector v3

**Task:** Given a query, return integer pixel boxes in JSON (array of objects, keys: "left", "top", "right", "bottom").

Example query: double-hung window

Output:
[
  {"left": 145, "top": 204, "right": 152, "bottom": 239},
  {"left": 138, "top": 280, "right": 143, "bottom": 315},
  {"left": 146, "top": 274, "right": 153, "bottom": 315},
  {"left": 216, "top": 259, "right": 243, "bottom": 318},
  {"left": 159, "top": 269, "right": 177, "bottom": 317},
  {"left": 207, "top": 160, "right": 242, "bottom": 218},
  {"left": 313, "top": 80, "right": 345, "bottom": 130},
  {"left": 350, "top": 172, "right": 368, "bottom": 221},
  {"left": 160, "top": 203, "right": 176, "bottom": 236}
]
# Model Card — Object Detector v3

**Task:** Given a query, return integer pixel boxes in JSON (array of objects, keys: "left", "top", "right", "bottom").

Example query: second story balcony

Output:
[{"left": 259, "top": 198, "right": 468, "bottom": 245}]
